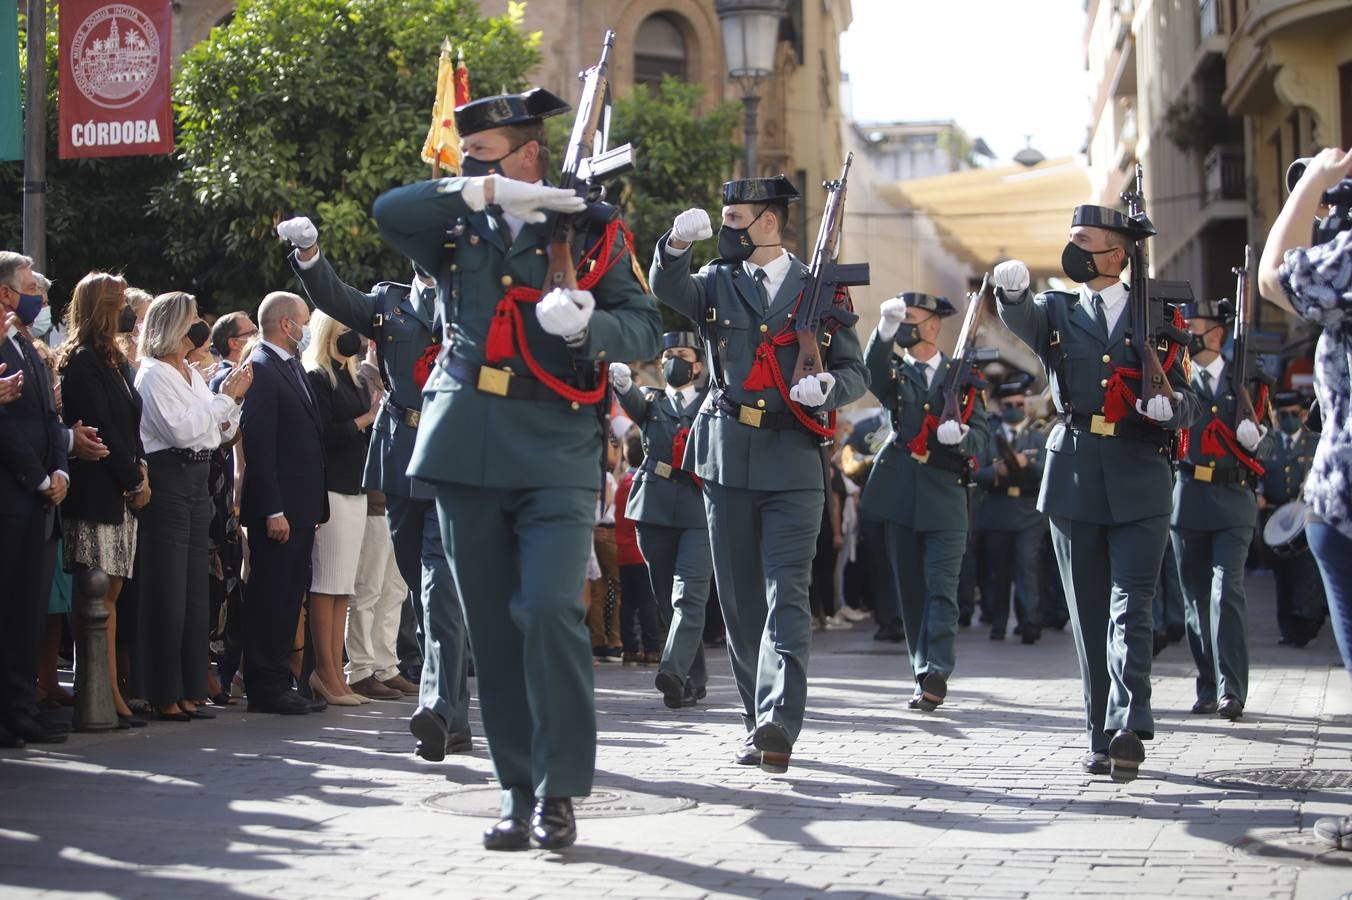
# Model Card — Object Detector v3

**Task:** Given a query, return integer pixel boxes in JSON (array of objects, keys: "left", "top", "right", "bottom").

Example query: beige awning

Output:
[{"left": 879, "top": 157, "right": 1092, "bottom": 278}]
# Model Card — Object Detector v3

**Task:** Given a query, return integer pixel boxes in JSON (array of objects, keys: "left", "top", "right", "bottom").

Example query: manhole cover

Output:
[
  {"left": 425, "top": 786, "right": 696, "bottom": 819},
  {"left": 1196, "top": 769, "right": 1352, "bottom": 792},
  {"left": 1230, "top": 828, "right": 1352, "bottom": 867}
]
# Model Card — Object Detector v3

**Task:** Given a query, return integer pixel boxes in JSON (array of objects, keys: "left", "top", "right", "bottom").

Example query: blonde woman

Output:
[{"left": 302, "top": 310, "right": 376, "bottom": 706}]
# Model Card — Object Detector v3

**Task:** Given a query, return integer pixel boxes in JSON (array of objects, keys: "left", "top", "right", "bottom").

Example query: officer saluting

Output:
[
  {"left": 861, "top": 292, "right": 990, "bottom": 710},
  {"left": 650, "top": 176, "right": 868, "bottom": 773},
  {"left": 609, "top": 332, "right": 714, "bottom": 709},
  {"left": 1263, "top": 391, "right": 1326, "bottom": 646},
  {"left": 275, "top": 216, "right": 473, "bottom": 759},
  {"left": 993, "top": 204, "right": 1200, "bottom": 779},
  {"left": 372, "top": 87, "right": 660, "bottom": 850},
  {"left": 1173, "top": 298, "right": 1275, "bottom": 720}
]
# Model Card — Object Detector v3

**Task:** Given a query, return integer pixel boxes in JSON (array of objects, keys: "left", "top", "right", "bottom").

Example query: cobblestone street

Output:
[{"left": 1, "top": 571, "right": 1350, "bottom": 899}]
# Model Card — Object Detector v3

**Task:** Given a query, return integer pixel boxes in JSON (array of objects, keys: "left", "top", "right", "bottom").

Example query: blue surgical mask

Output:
[
  {"left": 29, "top": 305, "right": 52, "bottom": 338},
  {"left": 16, "top": 293, "right": 43, "bottom": 327},
  {"left": 288, "top": 319, "right": 312, "bottom": 355}
]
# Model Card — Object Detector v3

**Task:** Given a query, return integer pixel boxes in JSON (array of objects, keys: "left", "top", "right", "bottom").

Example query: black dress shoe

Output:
[
  {"left": 753, "top": 722, "right": 792, "bottom": 773},
  {"left": 654, "top": 671, "right": 685, "bottom": 710},
  {"left": 989, "top": 630, "right": 1005, "bottom": 641},
  {"left": 1081, "top": 751, "right": 1111, "bottom": 775},
  {"left": 1021, "top": 627, "right": 1041, "bottom": 645},
  {"left": 183, "top": 708, "right": 215, "bottom": 720},
  {"left": 306, "top": 695, "right": 327, "bottom": 713},
  {"left": 155, "top": 710, "right": 192, "bottom": 722},
  {"left": 483, "top": 817, "right": 530, "bottom": 851},
  {"left": 1190, "top": 698, "right": 1218, "bottom": 715},
  {"left": 916, "top": 671, "right": 948, "bottom": 711},
  {"left": 531, "top": 797, "right": 577, "bottom": 850},
  {"left": 957, "top": 612, "right": 972, "bottom": 628},
  {"left": 734, "top": 734, "right": 761, "bottom": 766},
  {"left": 681, "top": 684, "right": 706, "bottom": 707},
  {"left": 410, "top": 707, "right": 449, "bottom": 762},
  {"left": 246, "top": 691, "right": 310, "bottom": 715},
  {"left": 1108, "top": 729, "right": 1145, "bottom": 781},
  {"left": 117, "top": 714, "right": 147, "bottom": 729},
  {"left": 1216, "top": 695, "right": 1243, "bottom": 720},
  {"left": 446, "top": 729, "right": 473, "bottom": 754}
]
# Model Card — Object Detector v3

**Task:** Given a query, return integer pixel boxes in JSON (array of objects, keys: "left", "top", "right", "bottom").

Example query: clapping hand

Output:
[
  {"left": 70, "top": 420, "right": 109, "bottom": 461},
  {"left": 0, "top": 362, "right": 22, "bottom": 404},
  {"left": 221, "top": 362, "right": 254, "bottom": 401}
]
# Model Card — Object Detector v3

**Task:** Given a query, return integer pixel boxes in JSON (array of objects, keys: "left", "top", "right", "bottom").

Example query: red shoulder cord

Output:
[
  {"left": 481, "top": 220, "right": 631, "bottom": 405},
  {"left": 906, "top": 383, "right": 978, "bottom": 456},
  {"left": 1199, "top": 382, "right": 1269, "bottom": 477},
  {"left": 738, "top": 287, "right": 852, "bottom": 439},
  {"left": 670, "top": 426, "right": 702, "bottom": 488},
  {"left": 1100, "top": 307, "right": 1190, "bottom": 458}
]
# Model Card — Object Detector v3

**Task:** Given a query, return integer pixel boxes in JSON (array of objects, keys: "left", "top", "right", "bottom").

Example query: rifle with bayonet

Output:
[
  {"left": 1230, "top": 244, "right": 1277, "bottom": 429},
  {"left": 545, "top": 30, "right": 635, "bottom": 293},
  {"left": 789, "top": 152, "right": 868, "bottom": 385}
]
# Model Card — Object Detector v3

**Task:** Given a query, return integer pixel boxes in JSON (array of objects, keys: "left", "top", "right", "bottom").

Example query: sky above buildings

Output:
[{"left": 840, "top": 0, "right": 1089, "bottom": 165}]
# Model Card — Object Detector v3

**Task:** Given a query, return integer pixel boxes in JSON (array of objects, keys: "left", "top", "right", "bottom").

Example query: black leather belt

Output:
[
  {"left": 1180, "top": 461, "right": 1254, "bottom": 485},
  {"left": 1062, "top": 413, "right": 1172, "bottom": 449},
  {"left": 906, "top": 445, "right": 970, "bottom": 478},
  {"left": 384, "top": 397, "right": 421, "bottom": 428},
  {"left": 152, "top": 447, "right": 211, "bottom": 463},
  {"left": 641, "top": 454, "right": 697, "bottom": 484},
  {"left": 441, "top": 355, "right": 593, "bottom": 406},
  {"left": 713, "top": 390, "right": 813, "bottom": 433}
]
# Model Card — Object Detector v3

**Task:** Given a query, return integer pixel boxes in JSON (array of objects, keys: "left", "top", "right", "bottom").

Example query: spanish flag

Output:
[{"left": 421, "top": 38, "right": 463, "bottom": 176}]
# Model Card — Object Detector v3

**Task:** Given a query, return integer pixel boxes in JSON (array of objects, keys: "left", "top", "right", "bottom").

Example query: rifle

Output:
[
  {"left": 1120, "top": 164, "right": 1188, "bottom": 411},
  {"left": 993, "top": 428, "right": 1023, "bottom": 488},
  {"left": 545, "top": 30, "right": 635, "bottom": 293},
  {"left": 789, "top": 153, "right": 868, "bottom": 385},
  {"left": 938, "top": 273, "right": 997, "bottom": 426},
  {"left": 1230, "top": 244, "right": 1277, "bottom": 429}
]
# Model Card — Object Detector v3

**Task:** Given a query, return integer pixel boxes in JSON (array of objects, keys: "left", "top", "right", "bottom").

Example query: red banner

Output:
[{"left": 58, "top": 0, "right": 173, "bottom": 159}]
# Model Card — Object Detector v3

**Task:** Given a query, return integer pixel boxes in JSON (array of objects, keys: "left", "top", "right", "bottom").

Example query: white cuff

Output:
[
  {"left": 268, "top": 512, "right": 284, "bottom": 519},
  {"left": 66, "top": 429, "right": 76, "bottom": 454},
  {"left": 460, "top": 177, "right": 488, "bottom": 212},
  {"left": 664, "top": 241, "right": 691, "bottom": 258},
  {"left": 877, "top": 319, "right": 900, "bottom": 342},
  {"left": 37, "top": 475, "right": 50, "bottom": 492},
  {"left": 294, "top": 249, "right": 321, "bottom": 270}
]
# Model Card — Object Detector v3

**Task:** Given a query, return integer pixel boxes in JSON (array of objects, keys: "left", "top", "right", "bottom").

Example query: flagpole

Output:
[{"left": 22, "top": 0, "right": 45, "bottom": 270}]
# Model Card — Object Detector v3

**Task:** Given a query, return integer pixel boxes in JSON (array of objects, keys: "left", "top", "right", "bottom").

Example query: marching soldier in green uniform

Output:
[
  {"left": 973, "top": 379, "right": 1047, "bottom": 644},
  {"left": 1173, "top": 298, "right": 1275, "bottom": 720},
  {"left": 373, "top": 88, "right": 661, "bottom": 850},
  {"left": 275, "top": 216, "right": 472, "bottom": 759},
  {"left": 860, "top": 292, "right": 990, "bottom": 710},
  {"left": 649, "top": 176, "right": 868, "bottom": 773},
  {"left": 1263, "top": 391, "right": 1326, "bottom": 645},
  {"left": 609, "top": 332, "right": 713, "bottom": 709},
  {"left": 993, "top": 205, "right": 1200, "bottom": 779}
]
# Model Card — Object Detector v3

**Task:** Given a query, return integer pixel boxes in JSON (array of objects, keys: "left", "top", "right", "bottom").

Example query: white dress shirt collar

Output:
[
  {"left": 742, "top": 249, "right": 792, "bottom": 304},
  {"left": 1199, "top": 355, "right": 1226, "bottom": 389},
  {"left": 665, "top": 384, "right": 697, "bottom": 409},
  {"left": 903, "top": 352, "right": 941, "bottom": 387},
  {"left": 261, "top": 339, "right": 295, "bottom": 361},
  {"left": 1080, "top": 281, "right": 1130, "bottom": 335}
]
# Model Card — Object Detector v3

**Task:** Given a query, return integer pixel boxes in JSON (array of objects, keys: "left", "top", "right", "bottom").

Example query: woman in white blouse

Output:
[{"left": 132, "top": 292, "right": 252, "bottom": 722}]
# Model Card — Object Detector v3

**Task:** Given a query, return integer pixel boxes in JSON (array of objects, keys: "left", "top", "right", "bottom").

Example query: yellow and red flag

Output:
[
  {"left": 455, "top": 47, "right": 471, "bottom": 107},
  {"left": 421, "top": 38, "right": 461, "bottom": 176}
]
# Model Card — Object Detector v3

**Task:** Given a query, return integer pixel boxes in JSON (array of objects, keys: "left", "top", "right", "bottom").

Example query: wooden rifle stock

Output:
[
  {"left": 1123, "top": 164, "right": 1171, "bottom": 409},
  {"left": 939, "top": 273, "right": 990, "bottom": 425}
]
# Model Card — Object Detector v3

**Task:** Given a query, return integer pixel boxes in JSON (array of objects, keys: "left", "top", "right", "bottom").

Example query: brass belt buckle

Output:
[
  {"left": 738, "top": 406, "right": 763, "bottom": 428},
  {"left": 654, "top": 461, "right": 673, "bottom": 479},
  {"left": 1194, "top": 465, "right": 1213, "bottom": 483},
  {"left": 911, "top": 451, "right": 930, "bottom": 464},
  {"left": 477, "top": 365, "right": 511, "bottom": 397},
  {"left": 406, "top": 409, "right": 420, "bottom": 428},
  {"left": 1090, "top": 414, "right": 1117, "bottom": 437},
  {"left": 1007, "top": 486, "right": 1021, "bottom": 498}
]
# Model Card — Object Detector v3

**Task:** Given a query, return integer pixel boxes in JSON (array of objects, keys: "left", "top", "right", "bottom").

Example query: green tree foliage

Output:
[{"left": 155, "top": 0, "right": 540, "bottom": 308}]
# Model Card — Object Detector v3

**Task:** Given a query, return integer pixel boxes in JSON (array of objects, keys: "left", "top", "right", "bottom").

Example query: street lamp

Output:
[{"left": 714, "top": 0, "right": 787, "bottom": 178}]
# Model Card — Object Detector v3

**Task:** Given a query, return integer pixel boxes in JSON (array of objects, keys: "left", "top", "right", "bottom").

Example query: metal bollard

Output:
[{"left": 73, "top": 567, "right": 117, "bottom": 732}]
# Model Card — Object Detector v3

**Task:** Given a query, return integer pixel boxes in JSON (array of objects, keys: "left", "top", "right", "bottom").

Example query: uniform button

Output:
[
  {"left": 501, "top": 276, "right": 513, "bottom": 288},
  {"left": 1285, "top": 466, "right": 1291, "bottom": 472},
  {"left": 756, "top": 399, "right": 766, "bottom": 408},
  {"left": 1100, "top": 379, "right": 1108, "bottom": 387},
  {"left": 571, "top": 402, "right": 580, "bottom": 410},
  {"left": 1211, "top": 405, "right": 1219, "bottom": 414},
  {"left": 597, "top": 350, "right": 606, "bottom": 360},
  {"left": 723, "top": 319, "right": 731, "bottom": 326},
  {"left": 450, "top": 263, "right": 458, "bottom": 272},
  {"left": 535, "top": 248, "right": 545, "bottom": 256},
  {"left": 923, "top": 403, "right": 930, "bottom": 412},
  {"left": 1125, "top": 338, "right": 1132, "bottom": 346},
  {"left": 1208, "top": 461, "right": 1216, "bottom": 468},
  {"left": 759, "top": 324, "right": 769, "bottom": 333},
  {"left": 1101, "top": 354, "right": 1110, "bottom": 363}
]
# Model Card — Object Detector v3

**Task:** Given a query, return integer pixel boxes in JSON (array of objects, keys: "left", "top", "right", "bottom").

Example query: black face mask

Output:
[
  {"left": 893, "top": 313, "right": 933, "bottom": 349},
  {"left": 116, "top": 305, "right": 137, "bottom": 334},
  {"left": 459, "top": 142, "right": 526, "bottom": 178},
  {"left": 717, "top": 207, "right": 777, "bottom": 262},
  {"left": 1188, "top": 324, "right": 1221, "bottom": 356},
  {"left": 187, "top": 321, "right": 211, "bottom": 350},
  {"left": 1060, "top": 242, "right": 1119, "bottom": 283},
  {"left": 1278, "top": 412, "right": 1302, "bottom": 435},
  {"left": 662, "top": 356, "right": 695, "bottom": 388},
  {"left": 335, "top": 330, "right": 364, "bottom": 358}
]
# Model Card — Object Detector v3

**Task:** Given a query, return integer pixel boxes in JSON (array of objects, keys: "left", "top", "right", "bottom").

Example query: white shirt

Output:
[
  {"left": 742, "top": 249, "right": 792, "bottom": 307},
  {"left": 666, "top": 384, "right": 697, "bottom": 410},
  {"left": 1080, "top": 282, "right": 1129, "bottom": 336},
  {"left": 261, "top": 339, "right": 295, "bottom": 361},
  {"left": 135, "top": 357, "right": 240, "bottom": 454},
  {"left": 903, "top": 352, "right": 941, "bottom": 388},
  {"left": 1198, "top": 355, "right": 1225, "bottom": 392}
]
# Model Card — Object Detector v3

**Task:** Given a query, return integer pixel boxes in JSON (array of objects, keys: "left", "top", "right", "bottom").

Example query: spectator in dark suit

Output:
[
  {"left": 240, "top": 291, "right": 328, "bottom": 715},
  {"left": 0, "top": 250, "right": 107, "bottom": 746},
  {"left": 55, "top": 272, "right": 150, "bottom": 727}
]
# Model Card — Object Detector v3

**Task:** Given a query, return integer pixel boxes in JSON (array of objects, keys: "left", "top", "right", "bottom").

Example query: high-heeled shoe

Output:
[
  {"left": 347, "top": 689, "right": 372, "bottom": 705},
  {"left": 309, "top": 672, "right": 362, "bottom": 706}
]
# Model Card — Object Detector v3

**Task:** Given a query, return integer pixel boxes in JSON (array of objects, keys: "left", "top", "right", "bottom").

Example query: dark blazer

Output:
[
  {"left": 239, "top": 344, "right": 328, "bottom": 529},
  {"left": 59, "top": 346, "right": 145, "bottom": 524},
  {"left": 307, "top": 361, "right": 369, "bottom": 496},
  {"left": 0, "top": 332, "right": 68, "bottom": 526}
]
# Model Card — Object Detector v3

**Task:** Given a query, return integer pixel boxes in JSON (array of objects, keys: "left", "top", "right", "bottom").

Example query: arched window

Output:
[{"left": 634, "top": 14, "right": 687, "bottom": 87}]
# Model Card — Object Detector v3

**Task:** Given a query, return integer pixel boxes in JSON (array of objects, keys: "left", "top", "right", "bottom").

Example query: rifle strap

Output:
[
  {"left": 905, "top": 383, "right": 978, "bottom": 456},
  {"left": 1200, "top": 415, "right": 1266, "bottom": 476},
  {"left": 735, "top": 289, "right": 836, "bottom": 439},
  {"left": 371, "top": 284, "right": 396, "bottom": 394},
  {"left": 1045, "top": 294, "right": 1071, "bottom": 414}
]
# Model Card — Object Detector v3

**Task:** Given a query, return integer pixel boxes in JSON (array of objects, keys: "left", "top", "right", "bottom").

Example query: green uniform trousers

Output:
[
  {"left": 434, "top": 484, "right": 596, "bottom": 817},
  {"left": 1049, "top": 515, "right": 1167, "bottom": 751},
  {"left": 704, "top": 482, "right": 822, "bottom": 742},
  {"left": 884, "top": 524, "right": 967, "bottom": 687},
  {"left": 635, "top": 523, "right": 712, "bottom": 692},
  {"left": 1172, "top": 526, "right": 1252, "bottom": 706}
]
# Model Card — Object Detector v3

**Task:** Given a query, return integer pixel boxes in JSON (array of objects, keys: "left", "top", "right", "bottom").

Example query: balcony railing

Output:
[{"left": 1203, "top": 144, "right": 1245, "bottom": 202}]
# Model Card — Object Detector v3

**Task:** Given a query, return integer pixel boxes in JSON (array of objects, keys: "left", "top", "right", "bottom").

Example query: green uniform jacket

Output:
[
  {"left": 1171, "top": 363, "right": 1277, "bottom": 531},
  {"left": 857, "top": 333, "right": 991, "bottom": 532},
  {"left": 973, "top": 416, "right": 1047, "bottom": 532},
  {"left": 372, "top": 178, "right": 661, "bottom": 490},
  {"left": 1261, "top": 428, "right": 1317, "bottom": 504},
  {"left": 998, "top": 287, "right": 1201, "bottom": 525},
  {"left": 648, "top": 232, "right": 868, "bottom": 492},
  {"left": 290, "top": 252, "right": 436, "bottom": 499},
  {"left": 616, "top": 383, "right": 709, "bottom": 529}
]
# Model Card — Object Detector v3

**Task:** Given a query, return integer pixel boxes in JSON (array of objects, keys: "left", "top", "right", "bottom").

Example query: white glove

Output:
[
  {"left": 536, "top": 288, "right": 595, "bottom": 338},
  {"left": 993, "top": 259, "right": 1030, "bottom": 295},
  {"left": 1236, "top": 418, "right": 1267, "bottom": 451},
  {"left": 277, "top": 216, "right": 318, "bottom": 250},
  {"left": 936, "top": 420, "right": 969, "bottom": 445},
  {"left": 878, "top": 296, "right": 908, "bottom": 341},
  {"left": 489, "top": 175, "right": 586, "bottom": 224},
  {"left": 671, "top": 208, "right": 713, "bottom": 244},
  {"left": 609, "top": 363, "right": 633, "bottom": 394},
  {"left": 1136, "top": 394, "right": 1177, "bottom": 422},
  {"left": 864, "top": 421, "right": 894, "bottom": 454},
  {"left": 789, "top": 372, "right": 836, "bottom": 407}
]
